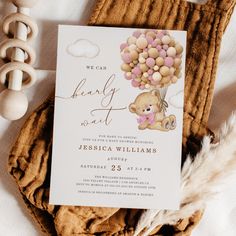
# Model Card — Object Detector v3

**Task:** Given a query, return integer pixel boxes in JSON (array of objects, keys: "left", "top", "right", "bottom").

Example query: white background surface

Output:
[{"left": 0, "top": 0, "right": 236, "bottom": 235}]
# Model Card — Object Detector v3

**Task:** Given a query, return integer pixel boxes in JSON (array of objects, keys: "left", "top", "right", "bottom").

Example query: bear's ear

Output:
[
  {"left": 151, "top": 89, "right": 161, "bottom": 99},
  {"left": 129, "top": 103, "right": 136, "bottom": 113}
]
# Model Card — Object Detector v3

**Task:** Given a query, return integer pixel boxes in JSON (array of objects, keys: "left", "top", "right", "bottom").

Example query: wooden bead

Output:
[
  {"left": 129, "top": 44, "right": 137, "bottom": 51},
  {"left": 12, "top": 0, "right": 38, "bottom": 8},
  {"left": 161, "top": 35, "right": 171, "bottom": 45},
  {"left": 169, "top": 39, "right": 176, "bottom": 47},
  {"left": 161, "top": 76, "right": 171, "bottom": 84},
  {"left": 142, "top": 77, "right": 148, "bottom": 82},
  {"left": 0, "top": 89, "right": 28, "bottom": 120},
  {"left": 153, "top": 65, "right": 159, "bottom": 71},
  {"left": 169, "top": 67, "right": 175, "bottom": 75},
  {"left": 136, "top": 37, "right": 148, "bottom": 49},
  {"left": 174, "top": 58, "right": 182, "bottom": 67},
  {"left": 139, "top": 63, "right": 149, "bottom": 72},
  {"left": 152, "top": 72, "right": 162, "bottom": 81},
  {"left": 138, "top": 56, "right": 146, "bottom": 63},
  {"left": 121, "top": 63, "right": 131, "bottom": 72},
  {"left": 175, "top": 44, "right": 183, "bottom": 54},
  {"left": 126, "top": 72, "right": 132, "bottom": 77},
  {"left": 174, "top": 68, "right": 181, "bottom": 76},
  {"left": 156, "top": 57, "right": 164, "bottom": 66},
  {"left": 129, "top": 63, "right": 134, "bottom": 67},
  {"left": 167, "top": 47, "right": 177, "bottom": 57},
  {"left": 130, "top": 50, "right": 139, "bottom": 60},
  {"left": 141, "top": 52, "right": 148, "bottom": 58},
  {"left": 160, "top": 66, "right": 170, "bottom": 76},
  {"left": 171, "top": 76, "right": 178, "bottom": 83},
  {"left": 148, "top": 48, "right": 159, "bottom": 58},
  {"left": 127, "top": 36, "right": 137, "bottom": 45},
  {"left": 155, "top": 38, "right": 161, "bottom": 45},
  {"left": 128, "top": 44, "right": 137, "bottom": 52},
  {"left": 146, "top": 31, "right": 156, "bottom": 39}
]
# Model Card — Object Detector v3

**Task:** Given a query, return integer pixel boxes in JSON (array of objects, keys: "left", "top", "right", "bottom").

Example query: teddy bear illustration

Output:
[{"left": 129, "top": 90, "right": 176, "bottom": 131}]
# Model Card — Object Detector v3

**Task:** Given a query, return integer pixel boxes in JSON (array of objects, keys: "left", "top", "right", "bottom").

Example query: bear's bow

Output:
[{"left": 137, "top": 112, "right": 155, "bottom": 125}]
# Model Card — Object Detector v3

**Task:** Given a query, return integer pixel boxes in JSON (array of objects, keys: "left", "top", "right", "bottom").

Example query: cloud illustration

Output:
[
  {"left": 67, "top": 39, "right": 100, "bottom": 58},
  {"left": 168, "top": 90, "right": 184, "bottom": 109}
]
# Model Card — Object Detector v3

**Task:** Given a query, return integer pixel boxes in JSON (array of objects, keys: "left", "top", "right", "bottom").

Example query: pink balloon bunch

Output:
[{"left": 120, "top": 29, "right": 183, "bottom": 90}]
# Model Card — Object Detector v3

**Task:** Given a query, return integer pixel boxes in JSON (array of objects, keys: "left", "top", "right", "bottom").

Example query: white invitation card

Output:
[{"left": 49, "top": 25, "right": 186, "bottom": 209}]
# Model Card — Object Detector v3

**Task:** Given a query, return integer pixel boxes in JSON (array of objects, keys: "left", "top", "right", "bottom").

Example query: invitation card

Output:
[{"left": 49, "top": 25, "right": 186, "bottom": 209}]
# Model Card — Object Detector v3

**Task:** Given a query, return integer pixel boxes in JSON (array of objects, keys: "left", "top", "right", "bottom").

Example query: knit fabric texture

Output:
[{"left": 8, "top": 0, "right": 236, "bottom": 235}]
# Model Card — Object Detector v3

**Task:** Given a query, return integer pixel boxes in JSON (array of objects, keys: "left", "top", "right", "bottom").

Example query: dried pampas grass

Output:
[{"left": 134, "top": 113, "right": 236, "bottom": 236}]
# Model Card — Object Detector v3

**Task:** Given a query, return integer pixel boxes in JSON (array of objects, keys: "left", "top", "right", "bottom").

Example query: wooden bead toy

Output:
[{"left": 0, "top": 0, "right": 39, "bottom": 120}]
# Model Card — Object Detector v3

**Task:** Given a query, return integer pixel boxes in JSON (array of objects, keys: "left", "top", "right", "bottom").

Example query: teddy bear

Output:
[{"left": 129, "top": 90, "right": 176, "bottom": 131}]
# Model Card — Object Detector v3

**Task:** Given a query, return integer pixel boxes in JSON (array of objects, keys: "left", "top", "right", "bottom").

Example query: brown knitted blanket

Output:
[{"left": 8, "top": 0, "right": 236, "bottom": 235}]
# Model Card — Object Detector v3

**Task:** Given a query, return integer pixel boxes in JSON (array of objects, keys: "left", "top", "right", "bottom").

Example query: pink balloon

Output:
[
  {"left": 152, "top": 40, "right": 158, "bottom": 47},
  {"left": 121, "top": 53, "right": 132, "bottom": 63},
  {"left": 140, "top": 84, "right": 145, "bottom": 90},
  {"left": 146, "top": 36, "right": 154, "bottom": 44},
  {"left": 164, "top": 57, "right": 174, "bottom": 67},
  {"left": 133, "top": 30, "right": 142, "bottom": 38},
  {"left": 159, "top": 49, "right": 167, "bottom": 58},
  {"left": 163, "top": 45, "right": 169, "bottom": 50},
  {"left": 156, "top": 32, "right": 164, "bottom": 39},
  {"left": 120, "top": 43, "right": 128, "bottom": 51},
  {"left": 146, "top": 58, "right": 155, "bottom": 68},
  {"left": 125, "top": 73, "right": 132, "bottom": 80},
  {"left": 132, "top": 66, "right": 141, "bottom": 76},
  {"left": 131, "top": 79, "right": 140, "bottom": 87}
]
